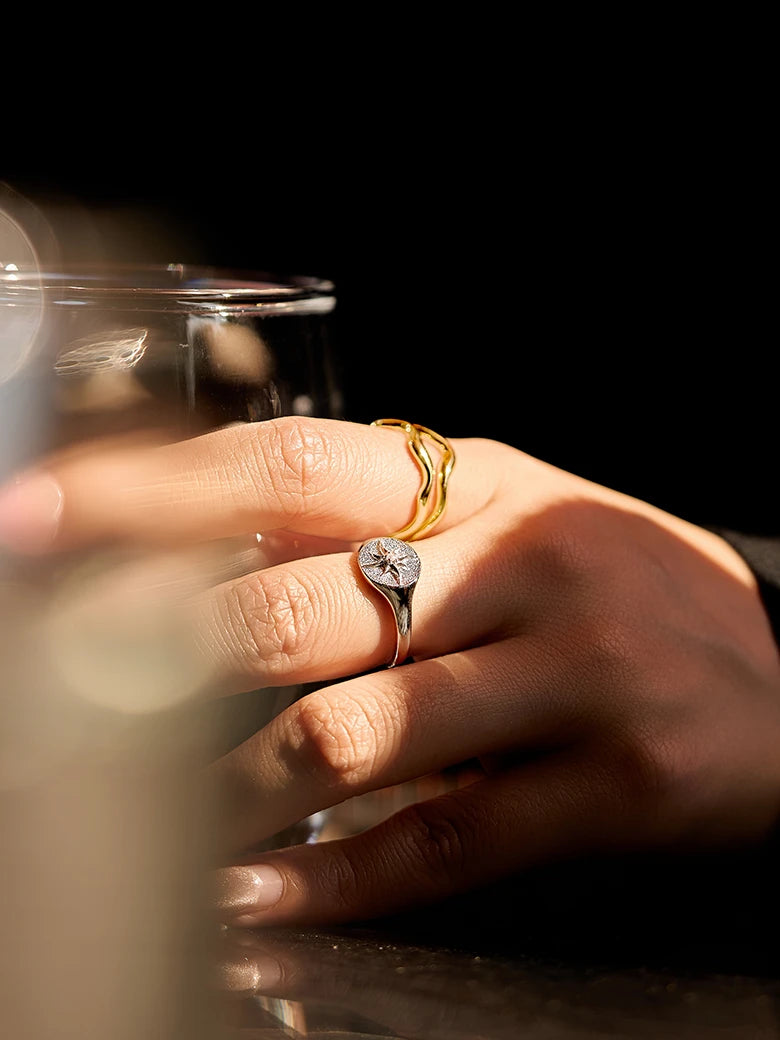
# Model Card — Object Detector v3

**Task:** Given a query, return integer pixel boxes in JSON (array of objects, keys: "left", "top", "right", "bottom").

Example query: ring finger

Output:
[{"left": 198, "top": 509, "right": 520, "bottom": 692}]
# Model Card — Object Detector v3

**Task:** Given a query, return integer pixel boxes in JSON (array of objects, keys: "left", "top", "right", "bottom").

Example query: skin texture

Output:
[{"left": 1, "top": 415, "right": 779, "bottom": 927}]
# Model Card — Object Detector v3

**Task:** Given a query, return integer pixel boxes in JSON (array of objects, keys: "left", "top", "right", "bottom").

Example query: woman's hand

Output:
[{"left": 2, "top": 416, "right": 779, "bottom": 926}]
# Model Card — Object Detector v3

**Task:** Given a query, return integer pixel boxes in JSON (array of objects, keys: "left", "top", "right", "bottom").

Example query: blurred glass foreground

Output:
[{"left": 0, "top": 232, "right": 337, "bottom": 1039}]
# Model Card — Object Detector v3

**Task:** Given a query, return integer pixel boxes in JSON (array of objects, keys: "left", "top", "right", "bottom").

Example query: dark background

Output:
[
  {"left": 2, "top": 65, "right": 772, "bottom": 537},
  {"left": 2, "top": 33, "right": 778, "bottom": 988}
]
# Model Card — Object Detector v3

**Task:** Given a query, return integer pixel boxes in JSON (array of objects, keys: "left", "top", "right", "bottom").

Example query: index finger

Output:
[{"left": 0, "top": 416, "right": 499, "bottom": 554}]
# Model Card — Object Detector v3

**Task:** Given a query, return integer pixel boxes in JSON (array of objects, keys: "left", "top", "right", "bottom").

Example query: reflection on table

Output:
[{"left": 209, "top": 779, "right": 780, "bottom": 1039}]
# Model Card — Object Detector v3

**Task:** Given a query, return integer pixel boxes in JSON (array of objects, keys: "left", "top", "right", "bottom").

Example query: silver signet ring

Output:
[{"left": 357, "top": 536, "right": 421, "bottom": 667}]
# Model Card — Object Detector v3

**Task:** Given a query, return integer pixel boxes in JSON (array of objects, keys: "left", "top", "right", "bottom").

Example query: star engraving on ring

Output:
[{"left": 358, "top": 537, "right": 421, "bottom": 589}]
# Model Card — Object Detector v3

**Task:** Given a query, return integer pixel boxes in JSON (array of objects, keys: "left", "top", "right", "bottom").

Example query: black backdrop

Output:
[
  {"left": 2, "top": 55, "right": 778, "bottom": 975},
  {"left": 2, "top": 108, "right": 772, "bottom": 537}
]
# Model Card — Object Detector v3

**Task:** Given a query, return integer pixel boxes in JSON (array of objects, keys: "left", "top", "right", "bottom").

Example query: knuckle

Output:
[
  {"left": 575, "top": 609, "right": 641, "bottom": 691},
  {"left": 394, "top": 799, "right": 471, "bottom": 886},
  {"left": 610, "top": 729, "right": 667, "bottom": 798},
  {"left": 248, "top": 417, "right": 336, "bottom": 517},
  {"left": 223, "top": 568, "right": 320, "bottom": 673},
  {"left": 311, "top": 844, "right": 363, "bottom": 906},
  {"left": 524, "top": 602, "right": 641, "bottom": 715},
  {"left": 633, "top": 728, "right": 701, "bottom": 805},
  {"left": 523, "top": 523, "right": 603, "bottom": 607},
  {"left": 521, "top": 501, "right": 637, "bottom": 601},
  {"left": 289, "top": 687, "right": 395, "bottom": 791},
  {"left": 593, "top": 724, "right": 685, "bottom": 838}
]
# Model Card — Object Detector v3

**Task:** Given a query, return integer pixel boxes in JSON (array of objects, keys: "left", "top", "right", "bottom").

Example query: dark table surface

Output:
[{"left": 210, "top": 843, "right": 780, "bottom": 1039}]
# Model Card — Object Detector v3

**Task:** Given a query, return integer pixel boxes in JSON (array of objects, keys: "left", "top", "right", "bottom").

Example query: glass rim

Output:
[{"left": 0, "top": 263, "right": 336, "bottom": 315}]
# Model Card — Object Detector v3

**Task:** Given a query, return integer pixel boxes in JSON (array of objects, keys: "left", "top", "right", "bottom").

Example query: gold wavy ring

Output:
[{"left": 371, "top": 418, "right": 455, "bottom": 541}]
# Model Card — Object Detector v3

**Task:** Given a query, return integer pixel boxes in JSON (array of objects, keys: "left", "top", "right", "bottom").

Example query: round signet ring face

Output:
[{"left": 357, "top": 536, "right": 421, "bottom": 667}]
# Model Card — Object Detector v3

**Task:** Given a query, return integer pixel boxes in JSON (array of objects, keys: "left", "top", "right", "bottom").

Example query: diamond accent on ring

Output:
[{"left": 358, "top": 537, "right": 421, "bottom": 589}]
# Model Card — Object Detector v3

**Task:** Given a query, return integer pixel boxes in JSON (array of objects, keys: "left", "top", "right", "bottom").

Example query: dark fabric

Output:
[{"left": 714, "top": 530, "right": 780, "bottom": 647}]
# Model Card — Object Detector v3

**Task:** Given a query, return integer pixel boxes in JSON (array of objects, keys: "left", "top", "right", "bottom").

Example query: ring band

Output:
[
  {"left": 371, "top": 419, "right": 455, "bottom": 541},
  {"left": 357, "top": 536, "right": 421, "bottom": 667}
]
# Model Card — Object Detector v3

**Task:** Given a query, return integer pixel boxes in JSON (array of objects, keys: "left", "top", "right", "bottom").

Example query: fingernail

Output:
[
  {"left": 215, "top": 951, "right": 283, "bottom": 993},
  {"left": 0, "top": 473, "right": 63, "bottom": 554},
  {"left": 213, "top": 865, "right": 284, "bottom": 919}
]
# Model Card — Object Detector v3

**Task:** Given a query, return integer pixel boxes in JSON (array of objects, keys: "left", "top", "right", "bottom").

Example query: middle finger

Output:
[{"left": 197, "top": 511, "right": 519, "bottom": 691}]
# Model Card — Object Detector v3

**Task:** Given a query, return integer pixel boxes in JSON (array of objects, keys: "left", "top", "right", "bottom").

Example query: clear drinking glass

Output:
[{"left": 0, "top": 261, "right": 338, "bottom": 1040}]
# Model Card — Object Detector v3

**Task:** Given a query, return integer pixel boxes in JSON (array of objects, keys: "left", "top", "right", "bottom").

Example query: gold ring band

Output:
[{"left": 371, "top": 418, "right": 455, "bottom": 541}]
